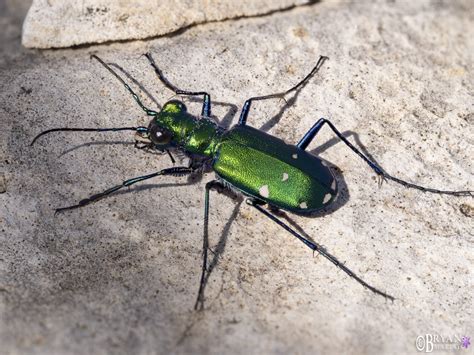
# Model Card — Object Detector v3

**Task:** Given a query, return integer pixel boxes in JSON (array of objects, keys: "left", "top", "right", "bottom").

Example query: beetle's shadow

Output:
[
  {"left": 304, "top": 130, "right": 383, "bottom": 217},
  {"left": 59, "top": 140, "right": 134, "bottom": 157},
  {"left": 309, "top": 130, "right": 379, "bottom": 163},
  {"left": 111, "top": 181, "right": 195, "bottom": 197},
  {"left": 58, "top": 141, "right": 184, "bottom": 162},
  {"left": 111, "top": 55, "right": 240, "bottom": 128}
]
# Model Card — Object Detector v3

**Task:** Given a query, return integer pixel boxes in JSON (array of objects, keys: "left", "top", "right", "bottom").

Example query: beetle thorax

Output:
[{"left": 153, "top": 101, "right": 222, "bottom": 157}]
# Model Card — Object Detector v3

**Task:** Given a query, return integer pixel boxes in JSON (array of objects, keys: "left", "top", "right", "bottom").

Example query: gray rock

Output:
[
  {"left": 2, "top": 0, "right": 473, "bottom": 354},
  {"left": 22, "top": 0, "right": 312, "bottom": 48}
]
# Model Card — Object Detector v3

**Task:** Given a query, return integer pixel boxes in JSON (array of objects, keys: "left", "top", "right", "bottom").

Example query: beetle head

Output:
[
  {"left": 135, "top": 100, "right": 187, "bottom": 148},
  {"left": 134, "top": 121, "right": 173, "bottom": 149}
]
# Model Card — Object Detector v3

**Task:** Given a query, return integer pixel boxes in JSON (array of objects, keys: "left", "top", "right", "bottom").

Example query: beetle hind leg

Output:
[
  {"left": 248, "top": 199, "right": 395, "bottom": 301},
  {"left": 297, "top": 118, "right": 473, "bottom": 197}
]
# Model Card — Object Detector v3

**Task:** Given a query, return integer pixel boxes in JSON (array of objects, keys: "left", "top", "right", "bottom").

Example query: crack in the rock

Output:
[{"left": 43, "top": 0, "right": 322, "bottom": 50}]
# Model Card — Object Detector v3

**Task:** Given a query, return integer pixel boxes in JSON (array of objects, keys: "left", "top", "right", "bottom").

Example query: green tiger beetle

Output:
[{"left": 32, "top": 54, "right": 473, "bottom": 309}]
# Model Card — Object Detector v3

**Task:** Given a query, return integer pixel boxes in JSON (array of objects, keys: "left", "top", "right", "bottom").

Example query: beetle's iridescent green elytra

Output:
[{"left": 215, "top": 126, "right": 337, "bottom": 213}]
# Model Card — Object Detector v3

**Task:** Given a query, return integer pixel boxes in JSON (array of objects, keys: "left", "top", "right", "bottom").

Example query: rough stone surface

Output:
[
  {"left": 22, "top": 0, "right": 313, "bottom": 48},
  {"left": 2, "top": 0, "right": 474, "bottom": 354}
]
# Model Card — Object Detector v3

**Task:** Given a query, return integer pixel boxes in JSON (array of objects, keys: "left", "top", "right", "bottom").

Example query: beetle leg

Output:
[
  {"left": 195, "top": 180, "right": 227, "bottom": 311},
  {"left": 297, "top": 118, "right": 473, "bottom": 197},
  {"left": 134, "top": 141, "right": 153, "bottom": 150},
  {"left": 238, "top": 55, "right": 329, "bottom": 126},
  {"left": 133, "top": 142, "right": 176, "bottom": 164},
  {"left": 91, "top": 55, "right": 158, "bottom": 117},
  {"left": 296, "top": 117, "right": 326, "bottom": 150},
  {"left": 165, "top": 149, "right": 176, "bottom": 164},
  {"left": 247, "top": 199, "right": 395, "bottom": 301},
  {"left": 54, "top": 166, "right": 194, "bottom": 214},
  {"left": 144, "top": 53, "right": 212, "bottom": 117}
]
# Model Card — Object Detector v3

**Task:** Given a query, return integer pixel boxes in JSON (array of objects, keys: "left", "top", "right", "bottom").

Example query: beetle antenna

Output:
[{"left": 31, "top": 126, "right": 148, "bottom": 146}]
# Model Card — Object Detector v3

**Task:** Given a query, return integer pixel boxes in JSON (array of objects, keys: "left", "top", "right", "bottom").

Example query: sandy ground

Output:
[{"left": 1, "top": 1, "right": 473, "bottom": 354}]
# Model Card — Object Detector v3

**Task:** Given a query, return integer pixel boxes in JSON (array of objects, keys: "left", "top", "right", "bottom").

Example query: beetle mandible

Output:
[{"left": 32, "top": 54, "right": 473, "bottom": 309}]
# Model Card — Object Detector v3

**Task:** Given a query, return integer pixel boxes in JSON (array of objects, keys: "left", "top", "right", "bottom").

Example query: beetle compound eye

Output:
[
  {"left": 149, "top": 124, "right": 173, "bottom": 145},
  {"left": 154, "top": 130, "right": 172, "bottom": 144}
]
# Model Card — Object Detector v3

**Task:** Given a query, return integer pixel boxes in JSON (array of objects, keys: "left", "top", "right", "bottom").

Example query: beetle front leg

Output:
[
  {"left": 297, "top": 118, "right": 473, "bottom": 197},
  {"left": 54, "top": 166, "right": 194, "bottom": 213},
  {"left": 144, "top": 53, "right": 212, "bottom": 117}
]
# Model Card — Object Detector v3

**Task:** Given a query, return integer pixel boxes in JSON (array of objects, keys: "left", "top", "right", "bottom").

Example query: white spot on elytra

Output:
[
  {"left": 282, "top": 173, "right": 289, "bottom": 182},
  {"left": 323, "top": 193, "right": 332, "bottom": 204},
  {"left": 259, "top": 185, "right": 269, "bottom": 198},
  {"left": 321, "top": 160, "right": 327, "bottom": 167},
  {"left": 331, "top": 180, "right": 336, "bottom": 190},
  {"left": 292, "top": 153, "right": 298, "bottom": 159},
  {"left": 299, "top": 202, "right": 308, "bottom": 209}
]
